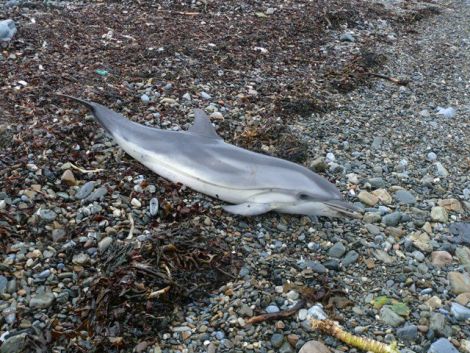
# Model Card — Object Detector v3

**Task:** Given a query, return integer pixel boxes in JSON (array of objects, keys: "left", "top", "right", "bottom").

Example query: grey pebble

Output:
[
  {"left": 279, "top": 341, "right": 295, "bottom": 353},
  {"left": 342, "top": 250, "right": 359, "bottom": 267},
  {"left": 84, "top": 186, "right": 107, "bottom": 202},
  {"left": 0, "top": 333, "right": 27, "bottom": 353},
  {"left": 383, "top": 212, "right": 402, "bottom": 226},
  {"left": 75, "top": 181, "right": 95, "bottom": 199},
  {"left": 0, "top": 275, "right": 7, "bottom": 294},
  {"left": 394, "top": 190, "right": 416, "bottom": 204},
  {"left": 304, "top": 261, "right": 327, "bottom": 273},
  {"left": 270, "top": 333, "right": 284, "bottom": 348},
  {"left": 380, "top": 306, "right": 405, "bottom": 327},
  {"left": 396, "top": 324, "right": 418, "bottom": 342},
  {"left": 328, "top": 241, "right": 346, "bottom": 258},
  {"left": 340, "top": 32, "right": 355, "bottom": 42},
  {"left": 450, "top": 302, "right": 470, "bottom": 321},
  {"left": 38, "top": 208, "right": 57, "bottom": 222},
  {"left": 368, "top": 177, "right": 386, "bottom": 189},
  {"left": 266, "top": 305, "right": 280, "bottom": 313},
  {"left": 428, "top": 338, "right": 460, "bottom": 353},
  {"left": 30, "top": 292, "right": 55, "bottom": 309},
  {"left": 429, "top": 312, "right": 452, "bottom": 338},
  {"left": 98, "top": 237, "right": 113, "bottom": 252},
  {"left": 149, "top": 197, "right": 159, "bottom": 216}
]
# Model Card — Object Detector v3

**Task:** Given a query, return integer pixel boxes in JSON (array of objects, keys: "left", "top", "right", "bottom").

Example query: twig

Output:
[
  {"left": 148, "top": 286, "right": 171, "bottom": 299},
  {"left": 246, "top": 300, "right": 305, "bottom": 325},
  {"left": 157, "top": 10, "right": 200, "bottom": 16},
  {"left": 69, "top": 163, "right": 104, "bottom": 174},
  {"left": 368, "top": 72, "right": 410, "bottom": 86},
  {"left": 311, "top": 319, "right": 400, "bottom": 353}
]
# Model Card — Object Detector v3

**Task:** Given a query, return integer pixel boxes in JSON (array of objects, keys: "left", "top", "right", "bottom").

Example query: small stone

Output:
[
  {"left": 368, "top": 177, "right": 386, "bottom": 189},
  {"left": 52, "top": 228, "right": 66, "bottom": 242},
  {"left": 266, "top": 7, "right": 275, "bottom": 15},
  {"left": 298, "top": 308, "right": 308, "bottom": 321},
  {"left": 427, "top": 152, "right": 437, "bottom": 161},
  {"left": 304, "top": 261, "right": 327, "bottom": 273},
  {"left": 72, "top": 253, "right": 90, "bottom": 265},
  {"left": 200, "top": 91, "right": 212, "bottom": 100},
  {"left": 429, "top": 312, "right": 452, "bottom": 337},
  {"left": 84, "top": 186, "right": 107, "bottom": 202},
  {"left": 286, "top": 290, "right": 299, "bottom": 301},
  {"left": 270, "top": 333, "right": 284, "bottom": 348},
  {"left": 438, "top": 199, "right": 463, "bottom": 212},
  {"left": 328, "top": 242, "right": 346, "bottom": 258},
  {"left": 342, "top": 250, "right": 359, "bottom": 267},
  {"left": 380, "top": 306, "right": 405, "bottom": 327},
  {"left": 0, "top": 275, "right": 8, "bottom": 294},
  {"left": 431, "top": 251, "right": 452, "bottom": 266},
  {"left": 409, "top": 232, "right": 432, "bottom": 253},
  {"left": 340, "top": 32, "right": 355, "bottom": 42},
  {"left": 372, "top": 189, "right": 392, "bottom": 204},
  {"left": 460, "top": 340, "right": 470, "bottom": 353},
  {"left": 61, "top": 169, "right": 77, "bottom": 186},
  {"left": 131, "top": 198, "right": 141, "bottom": 208},
  {"left": 455, "top": 292, "right": 470, "bottom": 306},
  {"left": 363, "top": 212, "right": 382, "bottom": 223},
  {"left": 448, "top": 272, "right": 470, "bottom": 294},
  {"left": 412, "top": 251, "right": 425, "bottom": 262},
  {"left": 299, "top": 340, "right": 331, "bottom": 353},
  {"left": 434, "top": 162, "right": 449, "bottom": 177},
  {"left": 383, "top": 212, "right": 402, "bottom": 226},
  {"left": 238, "top": 304, "right": 253, "bottom": 317},
  {"left": 279, "top": 341, "right": 294, "bottom": 353},
  {"left": 0, "top": 333, "right": 27, "bottom": 353},
  {"left": 29, "top": 292, "right": 55, "bottom": 309},
  {"left": 140, "top": 94, "right": 150, "bottom": 103},
  {"left": 371, "top": 136, "right": 384, "bottom": 150},
  {"left": 431, "top": 207, "right": 448, "bottom": 223},
  {"left": 450, "top": 302, "right": 470, "bottom": 320},
  {"left": 182, "top": 92, "right": 191, "bottom": 101},
  {"left": 428, "top": 338, "right": 459, "bottom": 353},
  {"left": 396, "top": 324, "right": 418, "bottom": 342},
  {"left": 426, "top": 296, "right": 442, "bottom": 310},
  {"left": 394, "top": 190, "right": 416, "bottom": 205},
  {"left": 75, "top": 181, "right": 95, "bottom": 199},
  {"left": 358, "top": 191, "right": 379, "bottom": 206},
  {"left": 37, "top": 208, "right": 57, "bottom": 222},
  {"left": 266, "top": 305, "right": 280, "bottom": 313},
  {"left": 149, "top": 197, "right": 159, "bottom": 216},
  {"left": 373, "top": 249, "right": 395, "bottom": 264},
  {"left": 307, "top": 305, "right": 327, "bottom": 320},
  {"left": 98, "top": 237, "right": 113, "bottom": 252}
]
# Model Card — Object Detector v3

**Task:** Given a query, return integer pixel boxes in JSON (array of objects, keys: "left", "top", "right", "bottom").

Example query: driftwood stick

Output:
[
  {"left": 245, "top": 300, "right": 306, "bottom": 325},
  {"left": 368, "top": 72, "right": 410, "bottom": 86}
]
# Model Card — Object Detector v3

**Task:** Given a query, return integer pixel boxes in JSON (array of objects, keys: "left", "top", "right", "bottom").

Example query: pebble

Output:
[
  {"left": 72, "top": 253, "right": 90, "bottom": 265},
  {"left": 396, "top": 324, "right": 418, "bottom": 342},
  {"left": 84, "top": 186, "right": 107, "bottom": 202},
  {"left": 182, "top": 92, "right": 191, "bottom": 101},
  {"left": 279, "top": 341, "right": 294, "bottom": 353},
  {"left": 131, "top": 198, "right": 142, "bottom": 208},
  {"left": 409, "top": 232, "right": 432, "bottom": 253},
  {"left": 37, "top": 208, "right": 57, "bottom": 222},
  {"left": 328, "top": 242, "right": 346, "bottom": 258},
  {"left": 428, "top": 338, "right": 460, "bottom": 353},
  {"left": 368, "top": 177, "right": 386, "bottom": 189},
  {"left": 29, "top": 292, "right": 55, "bottom": 309},
  {"left": 141, "top": 94, "right": 150, "bottom": 103},
  {"left": 372, "top": 189, "right": 392, "bottom": 204},
  {"left": 394, "top": 190, "right": 416, "bottom": 204},
  {"left": 149, "top": 197, "right": 159, "bottom": 216},
  {"left": 358, "top": 191, "right": 379, "bottom": 206},
  {"left": 431, "top": 251, "right": 452, "bottom": 266},
  {"left": 342, "top": 250, "right": 359, "bottom": 267},
  {"left": 448, "top": 272, "right": 470, "bottom": 294},
  {"left": 299, "top": 340, "right": 331, "bottom": 353},
  {"left": 266, "top": 305, "right": 280, "bottom": 313},
  {"left": 434, "top": 162, "right": 449, "bottom": 177},
  {"left": 0, "top": 19, "right": 16, "bottom": 42},
  {"left": 0, "top": 333, "right": 27, "bottom": 353},
  {"left": 427, "top": 152, "right": 437, "bottom": 161},
  {"left": 431, "top": 206, "right": 448, "bottom": 223},
  {"left": 455, "top": 292, "right": 470, "bottom": 306},
  {"left": 200, "top": 91, "right": 212, "bottom": 100},
  {"left": 436, "top": 106, "right": 456, "bottom": 118},
  {"left": 98, "top": 237, "right": 113, "bottom": 252},
  {"left": 383, "top": 212, "right": 402, "bottom": 226},
  {"left": 340, "top": 32, "right": 355, "bottom": 42},
  {"left": 270, "top": 333, "right": 284, "bottom": 348},
  {"left": 75, "top": 181, "right": 95, "bottom": 199},
  {"left": 307, "top": 305, "right": 327, "bottom": 320},
  {"left": 429, "top": 312, "right": 452, "bottom": 337},
  {"left": 61, "top": 169, "right": 77, "bottom": 186},
  {"left": 0, "top": 275, "right": 8, "bottom": 294},
  {"left": 380, "top": 306, "right": 405, "bottom": 327},
  {"left": 450, "top": 302, "right": 470, "bottom": 321}
]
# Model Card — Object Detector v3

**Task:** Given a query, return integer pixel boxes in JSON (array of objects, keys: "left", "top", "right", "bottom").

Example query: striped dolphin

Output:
[{"left": 60, "top": 95, "right": 360, "bottom": 218}]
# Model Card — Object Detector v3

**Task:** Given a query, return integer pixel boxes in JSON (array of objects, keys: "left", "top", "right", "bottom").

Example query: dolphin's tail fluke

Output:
[{"left": 324, "top": 199, "right": 362, "bottom": 219}]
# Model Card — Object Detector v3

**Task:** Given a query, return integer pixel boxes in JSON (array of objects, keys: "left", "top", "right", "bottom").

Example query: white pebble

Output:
[
  {"left": 200, "top": 91, "right": 212, "bottom": 100},
  {"left": 427, "top": 152, "right": 437, "bottom": 161},
  {"left": 325, "top": 153, "right": 335, "bottom": 162},
  {"left": 140, "top": 94, "right": 150, "bottom": 103},
  {"left": 131, "top": 198, "right": 142, "bottom": 208},
  {"left": 436, "top": 106, "right": 456, "bottom": 118}
]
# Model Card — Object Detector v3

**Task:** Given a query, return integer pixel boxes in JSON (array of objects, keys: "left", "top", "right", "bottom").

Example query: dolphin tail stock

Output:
[{"left": 323, "top": 199, "right": 362, "bottom": 219}]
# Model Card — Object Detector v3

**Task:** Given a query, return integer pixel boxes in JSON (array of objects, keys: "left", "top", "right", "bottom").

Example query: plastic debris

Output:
[
  {"left": 95, "top": 69, "right": 109, "bottom": 76},
  {"left": 0, "top": 19, "right": 17, "bottom": 43}
]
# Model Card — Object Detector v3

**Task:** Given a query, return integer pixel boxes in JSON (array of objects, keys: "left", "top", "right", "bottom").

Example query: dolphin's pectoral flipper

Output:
[
  {"left": 222, "top": 202, "right": 275, "bottom": 216},
  {"left": 189, "top": 109, "right": 222, "bottom": 140}
]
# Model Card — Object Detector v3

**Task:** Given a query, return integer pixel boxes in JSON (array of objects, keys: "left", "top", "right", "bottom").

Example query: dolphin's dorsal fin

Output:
[{"left": 188, "top": 109, "right": 222, "bottom": 140}]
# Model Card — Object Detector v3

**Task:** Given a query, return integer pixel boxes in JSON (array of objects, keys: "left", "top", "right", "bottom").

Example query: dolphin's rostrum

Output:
[{"left": 61, "top": 95, "right": 360, "bottom": 219}]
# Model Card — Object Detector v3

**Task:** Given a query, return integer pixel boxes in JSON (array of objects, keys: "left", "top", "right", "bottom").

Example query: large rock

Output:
[
  {"left": 0, "top": 333, "right": 27, "bottom": 353},
  {"left": 0, "top": 19, "right": 16, "bottom": 43},
  {"left": 448, "top": 272, "right": 470, "bottom": 294}
]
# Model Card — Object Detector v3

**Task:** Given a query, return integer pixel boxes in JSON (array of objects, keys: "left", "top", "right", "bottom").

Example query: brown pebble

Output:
[
  {"left": 431, "top": 251, "right": 453, "bottom": 266},
  {"left": 61, "top": 169, "right": 77, "bottom": 186}
]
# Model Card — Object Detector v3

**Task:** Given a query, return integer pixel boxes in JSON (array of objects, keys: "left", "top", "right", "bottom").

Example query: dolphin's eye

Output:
[{"left": 298, "top": 193, "right": 311, "bottom": 200}]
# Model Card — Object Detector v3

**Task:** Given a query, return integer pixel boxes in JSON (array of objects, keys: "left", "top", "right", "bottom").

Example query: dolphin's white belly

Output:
[{"left": 114, "top": 135, "right": 261, "bottom": 203}]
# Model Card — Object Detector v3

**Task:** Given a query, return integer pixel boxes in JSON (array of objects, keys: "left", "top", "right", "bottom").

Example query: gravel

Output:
[{"left": 0, "top": 0, "right": 469, "bottom": 352}]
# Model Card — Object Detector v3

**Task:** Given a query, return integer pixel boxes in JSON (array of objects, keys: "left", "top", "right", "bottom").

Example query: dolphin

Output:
[{"left": 59, "top": 95, "right": 360, "bottom": 218}]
